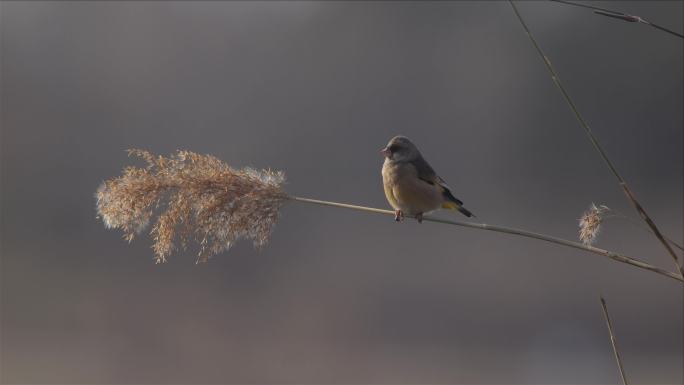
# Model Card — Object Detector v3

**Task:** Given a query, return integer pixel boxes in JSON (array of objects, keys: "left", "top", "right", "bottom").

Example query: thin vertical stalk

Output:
[
  {"left": 600, "top": 297, "right": 628, "bottom": 385},
  {"left": 508, "top": 1, "right": 683, "bottom": 278}
]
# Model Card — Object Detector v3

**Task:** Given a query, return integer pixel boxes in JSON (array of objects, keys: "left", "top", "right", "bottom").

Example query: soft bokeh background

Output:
[{"left": 1, "top": 1, "right": 682, "bottom": 384}]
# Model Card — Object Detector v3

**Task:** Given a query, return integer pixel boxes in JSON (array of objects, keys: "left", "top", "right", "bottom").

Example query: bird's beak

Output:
[{"left": 380, "top": 147, "right": 391, "bottom": 158}]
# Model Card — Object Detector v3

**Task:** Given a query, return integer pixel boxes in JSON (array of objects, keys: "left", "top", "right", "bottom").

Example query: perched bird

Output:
[{"left": 381, "top": 136, "right": 474, "bottom": 222}]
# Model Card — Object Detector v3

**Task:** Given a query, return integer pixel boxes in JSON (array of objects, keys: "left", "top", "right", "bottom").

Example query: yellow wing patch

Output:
[
  {"left": 437, "top": 181, "right": 458, "bottom": 210},
  {"left": 442, "top": 201, "right": 458, "bottom": 210}
]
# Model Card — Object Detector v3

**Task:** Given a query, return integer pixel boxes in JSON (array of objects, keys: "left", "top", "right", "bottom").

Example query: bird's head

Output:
[{"left": 381, "top": 135, "right": 420, "bottom": 162}]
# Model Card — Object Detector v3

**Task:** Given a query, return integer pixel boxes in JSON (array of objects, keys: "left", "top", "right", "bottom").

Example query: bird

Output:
[{"left": 381, "top": 135, "right": 474, "bottom": 223}]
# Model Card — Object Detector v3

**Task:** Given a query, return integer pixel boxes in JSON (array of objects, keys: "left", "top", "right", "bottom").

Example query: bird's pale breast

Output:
[{"left": 382, "top": 160, "right": 444, "bottom": 215}]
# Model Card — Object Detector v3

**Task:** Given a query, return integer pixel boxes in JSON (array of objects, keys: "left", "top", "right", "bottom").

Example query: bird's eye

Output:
[{"left": 388, "top": 144, "right": 399, "bottom": 153}]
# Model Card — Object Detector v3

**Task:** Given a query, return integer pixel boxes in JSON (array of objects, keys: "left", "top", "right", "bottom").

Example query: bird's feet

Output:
[
  {"left": 415, "top": 213, "right": 423, "bottom": 223},
  {"left": 394, "top": 210, "right": 404, "bottom": 222}
]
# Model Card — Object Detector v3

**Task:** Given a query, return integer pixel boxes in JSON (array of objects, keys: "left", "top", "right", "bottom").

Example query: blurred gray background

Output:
[{"left": 1, "top": 1, "right": 682, "bottom": 384}]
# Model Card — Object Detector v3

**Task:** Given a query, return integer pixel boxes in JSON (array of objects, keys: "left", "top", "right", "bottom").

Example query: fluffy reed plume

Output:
[
  {"left": 96, "top": 149, "right": 287, "bottom": 263},
  {"left": 579, "top": 203, "right": 610, "bottom": 246}
]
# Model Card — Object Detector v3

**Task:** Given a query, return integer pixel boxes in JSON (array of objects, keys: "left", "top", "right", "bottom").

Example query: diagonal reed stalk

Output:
[
  {"left": 549, "top": 0, "right": 684, "bottom": 39},
  {"left": 604, "top": 209, "right": 684, "bottom": 251},
  {"left": 600, "top": 297, "right": 628, "bottom": 385},
  {"left": 508, "top": 1, "right": 684, "bottom": 278},
  {"left": 288, "top": 196, "right": 683, "bottom": 283}
]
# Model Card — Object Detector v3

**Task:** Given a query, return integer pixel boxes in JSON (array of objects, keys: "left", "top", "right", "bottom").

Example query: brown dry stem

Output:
[
  {"left": 600, "top": 297, "right": 628, "bottom": 385},
  {"left": 509, "top": 1, "right": 683, "bottom": 278}
]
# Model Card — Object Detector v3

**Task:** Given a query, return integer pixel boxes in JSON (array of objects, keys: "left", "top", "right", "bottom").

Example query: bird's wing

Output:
[
  {"left": 412, "top": 156, "right": 464, "bottom": 206},
  {"left": 438, "top": 178, "right": 464, "bottom": 206},
  {"left": 412, "top": 155, "right": 439, "bottom": 184}
]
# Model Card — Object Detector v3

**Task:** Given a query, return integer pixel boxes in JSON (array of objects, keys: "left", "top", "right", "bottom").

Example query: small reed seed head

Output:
[{"left": 579, "top": 203, "right": 610, "bottom": 246}]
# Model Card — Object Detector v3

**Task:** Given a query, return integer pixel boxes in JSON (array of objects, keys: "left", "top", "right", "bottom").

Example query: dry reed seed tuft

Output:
[
  {"left": 96, "top": 150, "right": 287, "bottom": 263},
  {"left": 579, "top": 203, "right": 610, "bottom": 246}
]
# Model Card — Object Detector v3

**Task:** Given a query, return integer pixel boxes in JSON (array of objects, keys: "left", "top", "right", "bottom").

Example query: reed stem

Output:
[
  {"left": 549, "top": 0, "right": 684, "bottom": 39},
  {"left": 605, "top": 211, "right": 684, "bottom": 252},
  {"left": 508, "top": 1, "right": 683, "bottom": 278},
  {"left": 600, "top": 297, "right": 629, "bottom": 385},
  {"left": 288, "top": 196, "right": 683, "bottom": 283}
]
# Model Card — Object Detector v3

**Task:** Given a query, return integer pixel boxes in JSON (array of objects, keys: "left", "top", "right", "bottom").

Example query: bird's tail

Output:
[{"left": 441, "top": 201, "right": 475, "bottom": 218}]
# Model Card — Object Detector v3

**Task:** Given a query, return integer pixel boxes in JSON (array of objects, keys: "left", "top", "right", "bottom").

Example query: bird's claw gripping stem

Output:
[{"left": 394, "top": 210, "right": 404, "bottom": 222}]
